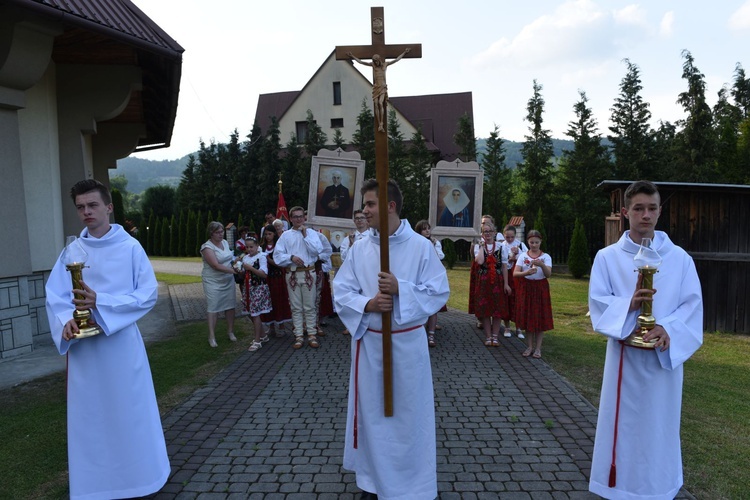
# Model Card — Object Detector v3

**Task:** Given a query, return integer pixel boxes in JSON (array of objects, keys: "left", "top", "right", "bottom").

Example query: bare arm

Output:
[
  {"left": 347, "top": 52, "right": 372, "bottom": 66},
  {"left": 386, "top": 47, "right": 411, "bottom": 66}
]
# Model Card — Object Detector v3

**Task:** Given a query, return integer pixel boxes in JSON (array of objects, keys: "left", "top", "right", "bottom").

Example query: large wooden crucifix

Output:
[{"left": 336, "top": 7, "right": 421, "bottom": 417}]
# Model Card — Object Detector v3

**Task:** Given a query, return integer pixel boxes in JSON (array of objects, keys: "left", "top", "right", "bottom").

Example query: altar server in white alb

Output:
[
  {"left": 588, "top": 180, "right": 703, "bottom": 500},
  {"left": 45, "top": 179, "right": 170, "bottom": 500},
  {"left": 333, "top": 178, "right": 449, "bottom": 500}
]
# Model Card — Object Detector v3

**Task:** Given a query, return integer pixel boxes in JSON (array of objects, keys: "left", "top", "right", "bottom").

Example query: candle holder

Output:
[
  {"left": 624, "top": 237, "right": 661, "bottom": 349},
  {"left": 62, "top": 236, "right": 103, "bottom": 339}
]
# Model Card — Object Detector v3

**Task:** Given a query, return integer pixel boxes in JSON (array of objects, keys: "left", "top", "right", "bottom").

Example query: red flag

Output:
[{"left": 276, "top": 191, "right": 289, "bottom": 223}]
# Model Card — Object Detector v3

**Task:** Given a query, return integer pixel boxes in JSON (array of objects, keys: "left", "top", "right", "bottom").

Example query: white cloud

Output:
[
  {"left": 729, "top": 1, "right": 750, "bottom": 31},
  {"left": 659, "top": 11, "right": 675, "bottom": 37},
  {"left": 470, "top": 0, "right": 651, "bottom": 70}
]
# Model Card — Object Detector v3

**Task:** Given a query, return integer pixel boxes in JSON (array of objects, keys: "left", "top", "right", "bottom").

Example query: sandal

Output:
[
  {"left": 533, "top": 349, "right": 542, "bottom": 359},
  {"left": 259, "top": 335, "right": 270, "bottom": 343},
  {"left": 307, "top": 335, "right": 320, "bottom": 348},
  {"left": 293, "top": 336, "right": 304, "bottom": 349},
  {"left": 484, "top": 337, "right": 492, "bottom": 347},
  {"left": 427, "top": 332, "right": 436, "bottom": 347},
  {"left": 316, "top": 327, "right": 326, "bottom": 337},
  {"left": 522, "top": 347, "right": 533, "bottom": 357},
  {"left": 491, "top": 333, "right": 500, "bottom": 347},
  {"left": 248, "top": 341, "right": 262, "bottom": 352}
]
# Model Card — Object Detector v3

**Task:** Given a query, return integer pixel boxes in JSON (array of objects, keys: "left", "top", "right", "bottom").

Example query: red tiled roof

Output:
[
  {"left": 7, "top": 0, "right": 184, "bottom": 57},
  {"left": 255, "top": 91, "right": 300, "bottom": 136}
]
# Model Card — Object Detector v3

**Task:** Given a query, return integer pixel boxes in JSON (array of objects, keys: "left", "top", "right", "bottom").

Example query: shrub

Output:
[
  {"left": 568, "top": 218, "right": 591, "bottom": 278},
  {"left": 442, "top": 238, "right": 457, "bottom": 269}
]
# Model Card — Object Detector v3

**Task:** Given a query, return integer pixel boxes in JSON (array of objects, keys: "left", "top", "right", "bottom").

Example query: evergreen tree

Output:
[
  {"left": 518, "top": 80, "right": 554, "bottom": 221},
  {"left": 441, "top": 238, "right": 457, "bottom": 270},
  {"left": 731, "top": 63, "right": 750, "bottom": 119},
  {"left": 186, "top": 210, "right": 197, "bottom": 257},
  {"left": 141, "top": 185, "right": 176, "bottom": 220},
  {"left": 481, "top": 124, "right": 511, "bottom": 224},
  {"left": 152, "top": 217, "right": 161, "bottom": 256},
  {"left": 169, "top": 214, "right": 178, "bottom": 257},
  {"left": 332, "top": 128, "right": 346, "bottom": 149},
  {"left": 534, "top": 207, "right": 547, "bottom": 253},
  {"left": 178, "top": 210, "right": 187, "bottom": 257},
  {"left": 352, "top": 99, "right": 376, "bottom": 179},
  {"left": 160, "top": 216, "right": 170, "bottom": 256},
  {"left": 195, "top": 211, "right": 204, "bottom": 255},
  {"left": 403, "top": 127, "right": 433, "bottom": 222},
  {"left": 387, "top": 107, "right": 408, "bottom": 188},
  {"left": 651, "top": 120, "right": 679, "bottom": 180},
  {"left": 674, "top": 50, "right": 715, "bottom": 182},
  {"left": 560, "top": 91, "right": 611, "bottom": 229},
  {"left": 241, "top": 121, "right": 266, "bottom": 223},
  {"left": 111, "top": 188, "right": 126, "bottom": 226},
  {"left": 176, "top": 155, "right": 200, "bottom": 213},
  {"left": 608, "top": 59, "right": 653, "bottom": 180},
  {"left": 146, "top": 210, "right": 155, "bottom": 256},
  {"left": 454, "top": 112, "right": 477, "bottom": 161},
  {"left": 713, "top": 86, "right": 743, "bottom": 183},
  {"left": 568, "top": 218, "right": 590, "bottom": 279},
  {"left": 304, "top": 109, "right": 328, "bottom": 157},
  {"left": 282, "top": 134, "right": 309, "bottom": 208}
]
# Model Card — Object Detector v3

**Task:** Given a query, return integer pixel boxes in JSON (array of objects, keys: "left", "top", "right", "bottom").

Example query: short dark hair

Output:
[
  {"left": 624, "top": 180, "right": 660, "bottom": 208},
  {"left": 360, "top": 178, "right": 403, "bottom": 215},
  {"left": 70, "top": 179, "right": 111, "bottom": 205},
  {"left": 353, "top": 209, "right": 364, "bottom": 218},
  {"left": 503, "top": 224, "right": 516, "bottom": 234}
]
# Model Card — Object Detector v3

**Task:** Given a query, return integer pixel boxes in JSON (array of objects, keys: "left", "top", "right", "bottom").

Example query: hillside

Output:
[{"left": 112, "top": 138, "right": 576, "bottom": 194}]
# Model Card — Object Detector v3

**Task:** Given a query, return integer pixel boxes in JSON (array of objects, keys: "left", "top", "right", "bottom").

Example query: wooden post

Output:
[{"left": 336, "top": 7, "right": 421, "bottom": 417}]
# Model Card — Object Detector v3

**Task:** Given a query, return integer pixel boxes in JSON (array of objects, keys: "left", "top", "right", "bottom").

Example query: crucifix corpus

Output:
[{"left": 336, "top": 7, "right": 421, "bottom": 417}]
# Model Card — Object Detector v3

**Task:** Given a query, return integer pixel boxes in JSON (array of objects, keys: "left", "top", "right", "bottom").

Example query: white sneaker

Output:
[
  {"left": 503, "top": 330, "right": 512, "bottom": 338},
  {"left": 517, "top": 331, "right": 525, "bottom": 339}
]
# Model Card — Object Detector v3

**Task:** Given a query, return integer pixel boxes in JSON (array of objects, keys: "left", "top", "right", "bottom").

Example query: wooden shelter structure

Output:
[{"left": 600, "top": 181, "right": 750, "bottom": 334}]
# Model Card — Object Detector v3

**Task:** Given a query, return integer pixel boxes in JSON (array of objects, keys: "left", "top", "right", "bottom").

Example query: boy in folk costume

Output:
[
  {"left": 333, "top": 179, "right": 449, "bottom": 499},
  {"left": 588, "top": 180, "right": 703, "bottom": 499},
  {"left": 45, "top": 179, "right": 169, "bottom": 499}
]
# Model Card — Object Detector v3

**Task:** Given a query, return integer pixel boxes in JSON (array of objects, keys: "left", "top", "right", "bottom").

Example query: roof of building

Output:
[{"left": 7, "top": 0, "right": 184, "bottom": 151}]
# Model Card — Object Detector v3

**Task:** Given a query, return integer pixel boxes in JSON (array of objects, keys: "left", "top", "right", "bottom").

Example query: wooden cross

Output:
[{"left": 336, "top": 7, "right": 421, "bottom": 417}]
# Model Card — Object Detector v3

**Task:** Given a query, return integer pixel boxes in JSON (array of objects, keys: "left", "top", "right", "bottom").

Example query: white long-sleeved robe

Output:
[
  {"left": 333, "top": 220, "right": 449, "bottom": 500},
  {"left": 588, "top": 231, "right": 703, "bottom": 500},
  {"left": 45, "top": 224, "right": 170, "bottom": 500}
]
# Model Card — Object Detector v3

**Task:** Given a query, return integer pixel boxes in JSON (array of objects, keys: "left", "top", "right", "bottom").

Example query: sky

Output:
[{"left": 131, "top": 0, "right": 750, "bottom": 161}]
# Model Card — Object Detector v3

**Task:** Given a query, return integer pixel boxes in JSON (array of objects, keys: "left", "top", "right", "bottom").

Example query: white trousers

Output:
[{"left": 285, "top": 269, "right": 318, "bottom": 336}]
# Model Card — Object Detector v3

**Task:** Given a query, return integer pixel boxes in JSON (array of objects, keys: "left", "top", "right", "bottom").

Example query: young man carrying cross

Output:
[{"left": 333, "top": 178, "right": 449, "bottom": 499}]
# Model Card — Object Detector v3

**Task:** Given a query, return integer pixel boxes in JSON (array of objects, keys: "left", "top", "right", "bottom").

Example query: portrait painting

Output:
[
  {"left": 307, "top": 149, "right": 366, "bottom": 230},
  {"left": 428, "top": 159, "right": 484, "bottom": 241}
]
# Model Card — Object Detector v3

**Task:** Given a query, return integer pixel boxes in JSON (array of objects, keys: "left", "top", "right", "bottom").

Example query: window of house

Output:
[
  {"left": 331, "top": 118, "right": 344, "bottom": 128},
  {"left": 295, "top": 121, "right": 309, "bottom": 142},
  {"left": 333, "top": 82, "right": 342, "bottom": 105}
]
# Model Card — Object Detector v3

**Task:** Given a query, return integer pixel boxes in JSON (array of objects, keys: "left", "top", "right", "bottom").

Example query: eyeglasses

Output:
[
  {"left": 353, "top": 217, "right": 366, "bottom": 221},
  {"left": 291, "top": 215, "right": 305, "bottom": 219}
]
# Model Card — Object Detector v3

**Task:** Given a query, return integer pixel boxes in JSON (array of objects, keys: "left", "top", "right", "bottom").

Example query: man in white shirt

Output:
[
  {"left": 338, "top": 209, "right": 369, "bottom": 335},
  {"left": 273, "top": 206, "right": 324, "bottom": 349}
]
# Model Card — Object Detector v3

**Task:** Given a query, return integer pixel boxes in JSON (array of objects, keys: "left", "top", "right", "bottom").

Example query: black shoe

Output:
[{"left": 360, "top": 492, "right": 378, "bottom": 500}]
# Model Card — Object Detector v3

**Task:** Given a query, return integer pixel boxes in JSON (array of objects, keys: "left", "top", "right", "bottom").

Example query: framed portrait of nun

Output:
[{"left": 428, "top": 159, "right": 483, "bottom": 241}]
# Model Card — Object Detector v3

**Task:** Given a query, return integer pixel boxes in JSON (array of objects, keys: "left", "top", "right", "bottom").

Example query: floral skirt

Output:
[
  {"left": 243, "top": 282, "right": 272, "bottom": 318},
  {"left": 472, "top": 270, "right": 510, "bottom": 320},
  {"left": 515, "top": 278, "right": 553, "bottom": 333}
]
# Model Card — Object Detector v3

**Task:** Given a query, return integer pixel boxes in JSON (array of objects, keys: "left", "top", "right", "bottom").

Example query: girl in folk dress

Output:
[
  {"left": 513, "top": 230, "right": 553, "bottom": 359},
  {"left": 469, "top": 214, "right": 498, "bottom": 329},
  {"left": 415, "top": 220, "right": 447, "bottom": 347},
  {"left": 501, "top": 225, "right": 528, "bottom": 339},
  {"left": 241, "top": 237, "right": 273, "bottom": 352},
  {"left": 473, "top": 221, "right": 512, "bottom": 347},
  {"left": 260, "top": 225, "right": 292, "bottom": 337}
]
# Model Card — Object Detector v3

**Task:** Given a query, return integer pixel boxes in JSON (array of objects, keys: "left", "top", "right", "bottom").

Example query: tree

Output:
[
  {"left": 186, "top": 210, "right": 197, "bottom": 257},
  {"left": 518, "top": 80, "right": 554, "bottom": 222},
  {"left": 731, "top": 63, "right": 750, "bottom": 119},
  {"left": 141, "top": 185, "right": 176, "bottom": 220},
  {"left": 146, "top": 210, "right": 155, "bottom": 255},
  {"left": 169, "top": 214, "right": 178, "bottom": 257},
  {"left": 151, "top": 216, "right": 161, "bottom": 256},
  {"left": 713, "top": 86, "right": 743, "bottom": 183},
  {"left": 674, "top": 50, "right": 715, "bottom": 182},
  {"left": 560, "top": 91, "right": 611, "bottom": 229},
  {"left": 481, "top": 125, "right": 511, "bottom": 225},
  {"left": 568, "top": 218, "right": 590, "bottom": 279},
  {"left": 304, "top": 109, "right": 328, "bottom": 157},
  {"left": 454, "top": 112, "right": 477, "bottom": 162},
  {"left": 332, "top": 128, "right": 346, "bottom": 149},
  {"left": 402, "top": 127, "right": 433, "bottom": 222},
  {"left": 111, "top": 188, "right": 126, "bottom": 226},
  {"left": 176, "top": 155, "right": 200, "bottom": 214},
  {"left": 178, "top": 210, "right": 187, "bottom": 257},
  {"left": 160, "top": 216, "right": 170, "bottom": 256},
  {"left": 534, "top": 207, "right": 547, "bottom": 253},
  {"left": 281, "top": 134, "right": 309, "bottom": 209},
  {"left": 608, "top": 59, "right": 653, "bottom": 180},
  {"left": 387, "top": 107, "right": 408, "bottom": 188},
  {"left": 352, "top": 99, "right": 376, "bottom": 179},
  {"left": 441, "top": 238, "right": 457, "bottom": 269}
]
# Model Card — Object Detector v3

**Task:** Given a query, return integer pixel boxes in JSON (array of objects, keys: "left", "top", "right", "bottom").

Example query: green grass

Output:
[{"left": 154, "top": 272, "right": 202, "bottom": 285}]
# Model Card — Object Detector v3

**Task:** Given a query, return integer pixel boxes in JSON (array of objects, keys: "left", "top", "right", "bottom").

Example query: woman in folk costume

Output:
[
  {"left": 588, "top": 180, "right": 703, "bottom": 500},
  {"left": 513, "top": 230, "right": 553, "bottom": 358},
  {"left": 473, "top": 220, "right": 512, "bottom": 346},
  {"left": 241, "top": 236, "right": 273, "bottom": 352},
  {"left": 260, "top": 225, "right": 292, "bottom": 336}
]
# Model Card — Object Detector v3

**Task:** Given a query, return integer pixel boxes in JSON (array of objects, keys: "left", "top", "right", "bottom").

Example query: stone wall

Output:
[{"left": 0, "top": 272, "right": 50, "bottom": 358}]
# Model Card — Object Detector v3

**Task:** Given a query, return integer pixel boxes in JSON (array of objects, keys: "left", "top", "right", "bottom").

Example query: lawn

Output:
[{"left": 1, "top": 262, "right": 746, "bottom": 498}]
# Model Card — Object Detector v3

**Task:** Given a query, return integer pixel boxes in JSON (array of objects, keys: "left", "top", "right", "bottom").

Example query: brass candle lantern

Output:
[
  {"left": 624, "top": 237, "right": 662, "bottom": 349},
  {"left": 62, "top": 236, "right": 103, "bottom": 339}
]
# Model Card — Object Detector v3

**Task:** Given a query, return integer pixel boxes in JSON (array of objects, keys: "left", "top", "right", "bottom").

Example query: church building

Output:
[
  {"left": 0, "top": 0, "right": 182, "bottom": 357},
  {"left": 254, "top": 51, "right": 473, "bottom": 162}
]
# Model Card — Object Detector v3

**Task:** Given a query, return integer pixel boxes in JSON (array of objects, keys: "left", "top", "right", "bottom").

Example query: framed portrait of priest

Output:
[
  {"left": 428, "top": 159, "right": 483, "bottom": 241},
  {"left": 307, "top": 149, "right": 366, "bottom": 230}
]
